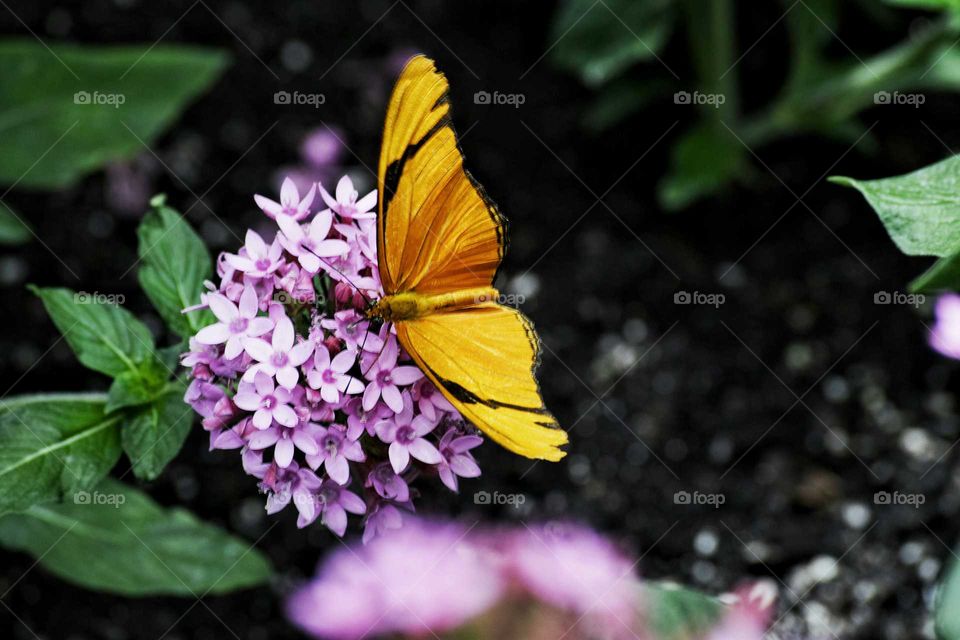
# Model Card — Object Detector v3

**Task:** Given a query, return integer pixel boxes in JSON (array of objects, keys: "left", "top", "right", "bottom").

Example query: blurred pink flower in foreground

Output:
[
  {"left": 930, "top": 293, "right": 960, "bottom": 359},
  {"left": 708, "top": 581, "right": 777, "bottom": 640},
  {"left": 286, "top": 519, "right": 778, "bottom": 640}
]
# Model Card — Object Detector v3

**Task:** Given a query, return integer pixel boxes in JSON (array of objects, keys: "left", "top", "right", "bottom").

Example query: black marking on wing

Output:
[
  {"left": 381, "top": 111, "right": 452, "bottom": 221},
  {"left": 379, "top": 83, "right": 508, "bottom": 287},
  {"left": 422, "top": 359, "right": 550, "bottom": 416}
]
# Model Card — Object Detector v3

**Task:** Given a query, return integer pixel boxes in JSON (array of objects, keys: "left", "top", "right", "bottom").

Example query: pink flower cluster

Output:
[
  {"left": 286, "top": 518, "right": 778, "bottom": 640},
  {"left": 182, "top": 175, "right": 482, "bottom": 540}
]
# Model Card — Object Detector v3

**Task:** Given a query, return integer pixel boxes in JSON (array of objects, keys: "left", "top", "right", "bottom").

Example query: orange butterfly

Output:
[{"left": 367, "top": 55, "right": 567, "bottom": 461}]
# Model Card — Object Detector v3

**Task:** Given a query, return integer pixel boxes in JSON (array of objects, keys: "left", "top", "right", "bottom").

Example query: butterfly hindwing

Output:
[
  {"left": 377, "top": 55, "right": 506, "bottom": 296},
  {"left": 395, "top": 302, "right": 568, "bottom": 461}
]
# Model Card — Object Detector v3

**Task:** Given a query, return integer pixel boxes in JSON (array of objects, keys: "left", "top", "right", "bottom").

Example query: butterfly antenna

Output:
[
  {"left": 308, "top": 251, "right": 373, "bottom": 307},
  {"left": 360, "top": 321, "right": 392, "bottom": 378}
]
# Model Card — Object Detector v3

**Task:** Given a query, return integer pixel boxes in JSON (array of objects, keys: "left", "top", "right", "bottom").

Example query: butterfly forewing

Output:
[
  {"left": 377, "top": 55, "right": 567, "bottom": 461},
  {"left": 377, "top": 55, "right": 506, "bottom": 295}
]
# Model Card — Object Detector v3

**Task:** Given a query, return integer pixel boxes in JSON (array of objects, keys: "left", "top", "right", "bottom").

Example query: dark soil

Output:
[{"left": 1, "top": 1, "right": 957, "bottom": 639}]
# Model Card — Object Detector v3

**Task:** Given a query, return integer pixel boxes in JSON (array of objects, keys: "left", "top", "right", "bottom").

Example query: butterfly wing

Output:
[
  {"left": 377, "top": 55, "right": 506, "bottom": 296},
  {"left": 396, "top": 302, "right": 568, "bottom": 461}
]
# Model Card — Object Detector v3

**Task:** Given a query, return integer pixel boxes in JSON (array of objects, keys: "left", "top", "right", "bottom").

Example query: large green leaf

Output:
[
  {"left": 121, "top": 385, "right": 193, "bottom": 481},
  {"left": 0, "top": 478, "right": 271, "bottom": 596},
  {"left": 910, "top": 249, "right": 960, "bottom": 292},
  {"left": 937, "top": 552, "right": 960, "bottom": 639},
  {"left": 0, "top": 39, "right": 229, "bottom": 189},
  {"left": 0, "top": 394, "right": 120, "bottom": 513},
  {"left": 137, "top": 195, "right": 213, "bottom": 338},
  {"left": 31, "top": 286, "right": 158, "bottom": 378},
  {"left": 105, "top": 360, "right": 171, "bottom": 413},
  {"left": 0, "top": 202, "right": 30, "bottom": 245},
  {"left": 550, "top": 0, "right": 675, "bottom": 86},
  {"left": 831, "top": 155, "right": 960, "bottom": 257},
  {"left": 645, "top": 581, "right": 725, "bottom": 639}
]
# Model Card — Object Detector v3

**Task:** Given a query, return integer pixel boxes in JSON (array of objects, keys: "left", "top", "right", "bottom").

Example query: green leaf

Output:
[
  {"left": 659, "top": 122, "right": 746, "bottom": 211},
  {"left": 550, "top": 0, "right": 675, "bottom": 87},
  {"left": 0, "top": 478, "right": 271, "bottom": 596},
  {"left": 0, "top": 39, "right": 229, "bottom": 189},
  {"left": 138, "top": 195, "right": 214, "bottom": 338},
  {"left": 910, "top": 249, "right": 960, "bottom": 292},
  {"left": 0, "top": 394, "right": 121, "bottom": 513},
  {"left": 645, "top": 581, "right": 725, "bottom": 640},
  {"left": 745, "top": 18, "right": 960, "bottom": 147},
  {"left": 31, "top": 286, "right": 158, "bottom": 378},
  {"left": 937, "top": 552, "right": 960, "bottom": 639},
  {"left": 106, "top": 359, "right": 170, "bottom": 413},
  {"left": 831, "top": 155, "right": 960, "bottom": 257},
  {"left": 121, "top": 385, "right": 193, "bottom": 481},
  {"left": 0, "top": 202, "right": 30, "bottom": 245}
]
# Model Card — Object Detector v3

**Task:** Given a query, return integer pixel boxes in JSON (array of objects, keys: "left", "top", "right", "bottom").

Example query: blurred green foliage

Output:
[
  {"left": 551, "top": 0, "right": 960, "bottom": 210},
  {"left": 0, "top": 40, "right": 229, "bottom": 190}
]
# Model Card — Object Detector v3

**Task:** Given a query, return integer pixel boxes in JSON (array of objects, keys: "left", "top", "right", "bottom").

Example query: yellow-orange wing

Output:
[
  {"left": 395, "top": 303, "right": 567, "bottom": 461},
  {"left": 377, "top": 54, "right": 506, "bottom": 295},
  {"left": 378, "top": 55, "right": 567, "bottom": 461}
]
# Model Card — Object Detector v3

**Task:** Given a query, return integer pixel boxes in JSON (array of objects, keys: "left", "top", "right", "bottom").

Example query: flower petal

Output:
[
  {"left": 243, "top": 338, "right": 274, "bottom": 363},
  {"left": 275, "top": 437, "right": 295, "bottom": 468},
  {"left": 330, "top": 349, "right": 355, "bottom": 373},
  {"left": 389, "top": 442, "right": 410, "bottom": 474},
  {"left": 320, "top": 383, "right": 340, "bottom": 404},
  {"left": 322, "top": 503, "right": 348, "bottom": 537},
  {"left": 298, "top": 252, "right": 321, "bottom": 274},
  {"left": 326, "top": 455, "right": 350, "bottom": 485},
  {"left": 245, "top": 229, "right": 267, "bottom": 257},
  {"left": 293, "top": 429, "right": 319, "bottom": 456},
  {"left": 408, "top": 438, "right": 442, "bottom": 465},
  {"left": 232, "top": 392, "right": 261, "bottom": 412},
  {"left": 195, "top": 323, "right": 230, "bottom": 345},
  {"left": 272, "top": 317, "right": 295, "bottom": 351},
  {"left": 340, "top": 489, "right": 366, "bottom": 515},
  {"left": 381, "top": 385, "right": 403, "bottom": 413},
  {"left": 391, "top": 366, "right": 424, "bottom": 386},
  {"left": 207, "top": 293, "right": 238, "bottom": 322},
  {"left": 273, "top": 403, "right": 298, "bottom": 427},
  {"left": 252, "top": 408, "right": 274, "bottom": 430},
  {"left": 288, "top": 341, "right": 315, "bottom": 367},
  {"left": 247, "top": 317, "right": 274, "bottom": 337},
  {"left": 362, "top": 383, "right": 381, "bottom": 412},
  {"left": 280, "top": 176, "right": 298, "bottom": 206}
]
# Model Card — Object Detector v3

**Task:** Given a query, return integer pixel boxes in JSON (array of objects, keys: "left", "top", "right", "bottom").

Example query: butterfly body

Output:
[
  {"left": 375, "top": 55, "right": 568, "bottom": 461},
  {"left": 370, "top": 287, "right": 499, "bottom": 322}
]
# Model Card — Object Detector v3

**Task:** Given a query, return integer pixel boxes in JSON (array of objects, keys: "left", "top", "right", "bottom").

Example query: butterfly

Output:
[{"left": 366, "top": 55, "right": 568, "bottom": 461}]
